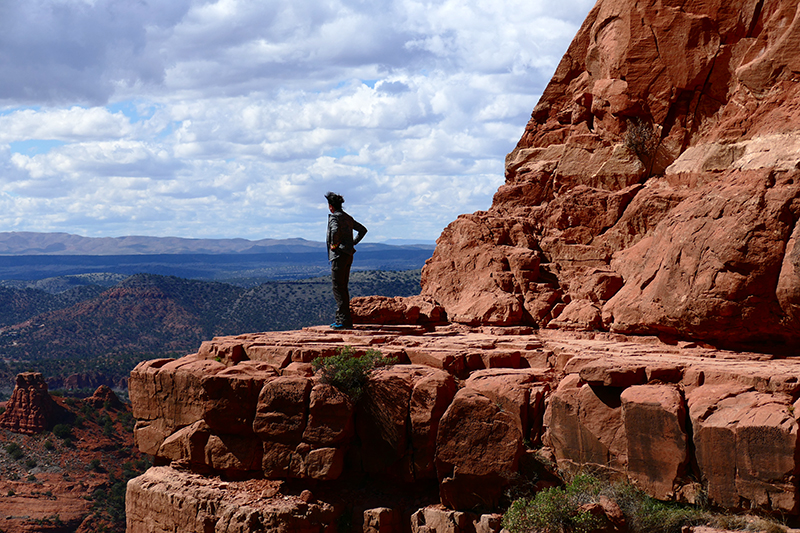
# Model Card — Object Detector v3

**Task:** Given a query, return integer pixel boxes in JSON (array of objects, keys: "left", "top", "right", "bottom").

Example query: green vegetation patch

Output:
[
  {"left": 503, "top": 474, "right": 607, "bottom": 533},
  {"left": 503, "top": 473, "right": 787, "bottom": 533},
  {"left": 311, "top": 345, "right": 397, "bottom": 401},
  {"left": 4, "top": 442, "right": 24, "bottom": 461}
]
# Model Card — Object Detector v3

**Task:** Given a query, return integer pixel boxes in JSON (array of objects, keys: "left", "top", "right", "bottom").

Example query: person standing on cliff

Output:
[{"left": 325, "top": 191, "right": 367, "bottom": 330}]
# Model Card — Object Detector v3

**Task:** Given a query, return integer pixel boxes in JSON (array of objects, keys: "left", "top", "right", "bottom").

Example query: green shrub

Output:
[
  {"left": 43, "top": 439, "right": 55, "bottom": 451},
  {"left": 25, "top": 457, "right": 37, "bottom": 469},
  {"left": 118, "top": 412, "right": 134, "bottom": 432},
  {"left": 5, "top": 442, "right": 24, "bottom": 461},
  {"left": 91, "top": 458, "right": 151, "bottom": 530},
  {"left": 103, "top": 418, "right": 115, "bottom": 437},
  {"left": 503, "top": 473, "right": 712, "bottom": 533},
  {"left": 503, "top": 473, "right": 605, "bottom": 533},
  {"left": 604, "top": 481, "right": 705, "bottom": 533},
  {"left": 311, "top": 346, "right": 396, "bottom": 401},
  {"left": 52, "top": 423, "right": 73, "bottom": 440}
]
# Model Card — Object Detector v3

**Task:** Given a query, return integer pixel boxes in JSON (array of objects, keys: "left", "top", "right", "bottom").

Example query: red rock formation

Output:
[
  {"left": 420, "top": 0, "right": 800, "bottom": 349},
  {"left": 126, "top": 467, "right": 336, "bottom": 533},
  {"left": 436, "top": 388, "right": 523, "bottom": 510},
  {"left": 351, "top": 295, "right": 447, "bottom": 326},
  {"left": 85, "top": 384, "right": 123, "bottom": 409},
  {"left": 128, "top": 325, "right": 800, "bottom": 520},
  {"left": 0, "top": 372, "right": 61, "bottom": 434},
  {"left": 688, "top": 385, "right": 799, "bottom": 512}
]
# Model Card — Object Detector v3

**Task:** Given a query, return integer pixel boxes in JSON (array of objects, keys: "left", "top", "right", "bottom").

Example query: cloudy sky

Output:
[{"left": 0, "top": 0, "right": 594, "bottom": 244}]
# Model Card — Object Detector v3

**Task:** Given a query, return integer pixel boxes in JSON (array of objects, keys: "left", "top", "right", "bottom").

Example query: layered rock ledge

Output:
[{"left": 127, "top": 325, "right": 800, "bottom": 531}]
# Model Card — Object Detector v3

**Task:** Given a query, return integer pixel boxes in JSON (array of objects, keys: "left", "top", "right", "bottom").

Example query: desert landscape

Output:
[{"left": 2, "top": 0, "right": 800, "bottom": 531}]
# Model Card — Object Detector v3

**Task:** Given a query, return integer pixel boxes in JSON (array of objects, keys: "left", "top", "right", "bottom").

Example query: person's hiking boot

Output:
[{"left": 330, "top": 322, "right": 346, "bottom": 330}]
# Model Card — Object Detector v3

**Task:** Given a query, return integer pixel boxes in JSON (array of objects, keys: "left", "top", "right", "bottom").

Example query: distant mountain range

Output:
[
  {"left": 0, "top": 232, "right": 435, "bottom": 284},
  {"left": 0, "top": 231, "right": 434, "bottom": 255}
]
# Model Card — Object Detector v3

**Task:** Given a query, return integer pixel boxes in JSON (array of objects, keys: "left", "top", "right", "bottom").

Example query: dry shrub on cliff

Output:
[
  {"left": 608, "top": 482, "right": 705, "bottom": 533},
  {"left": 624, "top": 117, "right": 658, "bottom": 161},
  {"left": 311, "top": 346, "right": 396, "bottom": 401}
]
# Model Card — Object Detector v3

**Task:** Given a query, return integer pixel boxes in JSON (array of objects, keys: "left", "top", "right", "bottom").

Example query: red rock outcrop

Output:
[
  {"left": 85, "top": 384, "right": 123, "bottom": 409},
  {"left": 420, "top": 0, "right": 800, "bottom": 349},
  {"left": 540, "top": 329, "right": 800, "bottom": 513},
  {"left": 126, "top": 467, "right": 336, "bottom": 533},
  {"left": 0, "top": 372, "right": 62, "bottom": 434},
  {"left": 128, "top": 325, "right": 800, "bottom": 523},
  {"left": 351, "top": 295, "right": 447, "bottom": 326},
  {"left": 435, "top": 388, "right": 523, "bottom": 510}
]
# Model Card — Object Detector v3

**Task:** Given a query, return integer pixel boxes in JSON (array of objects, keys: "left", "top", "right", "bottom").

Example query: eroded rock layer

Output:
[
  {"left": 127, "top": 326, "right": 800, "bottom": 531},
  {"left": 420, "top": 0, "right": 800, "bottom": 348}
]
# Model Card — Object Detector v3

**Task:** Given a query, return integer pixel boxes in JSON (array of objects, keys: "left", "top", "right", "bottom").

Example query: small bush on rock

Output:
[
  {"left": 311, "top": 346, "right": 396, "bottom": 401},
  {"left": 624, "top": 117, "right": 658, "bottom": 160},
  {"left": 503, "top": 473, "right": 787, "bottom": 533},
  {"left": 503, "top": 473, "right": 606, "bottom": 533}
]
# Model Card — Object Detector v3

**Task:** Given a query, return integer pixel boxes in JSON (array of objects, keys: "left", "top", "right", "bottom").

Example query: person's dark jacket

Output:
[{"left": 327, "top": 210, "right": 367, "bottom": 261}]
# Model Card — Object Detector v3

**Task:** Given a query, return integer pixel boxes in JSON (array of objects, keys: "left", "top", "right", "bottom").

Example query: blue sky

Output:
[{"left": 0, "top": 0, "right": 594, "bottom": 243}]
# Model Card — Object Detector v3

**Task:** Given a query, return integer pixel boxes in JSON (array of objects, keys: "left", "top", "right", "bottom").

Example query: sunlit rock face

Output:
[{"left": 421, "top": 0, "right": 800, "bottom": 349}]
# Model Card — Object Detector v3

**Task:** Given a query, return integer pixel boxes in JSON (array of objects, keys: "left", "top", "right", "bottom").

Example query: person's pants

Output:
[{"left": 331, "top": 254, "right": 353, "bottom": 326}]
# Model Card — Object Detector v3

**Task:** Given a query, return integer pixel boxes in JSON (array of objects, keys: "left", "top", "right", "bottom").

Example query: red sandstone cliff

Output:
[{"left": 421, "top": 0, "right": 800, "bottom": 349}]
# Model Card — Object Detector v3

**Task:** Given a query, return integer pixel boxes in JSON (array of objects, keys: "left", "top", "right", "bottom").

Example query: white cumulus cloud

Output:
[{"left": 0, "top": 0, "right": 594, "bottom": 242}]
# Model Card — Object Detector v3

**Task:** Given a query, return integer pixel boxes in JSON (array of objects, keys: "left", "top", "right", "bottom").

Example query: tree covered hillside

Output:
[{"left": 0, "top": 270, "right": 421, "bottom": 392}]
